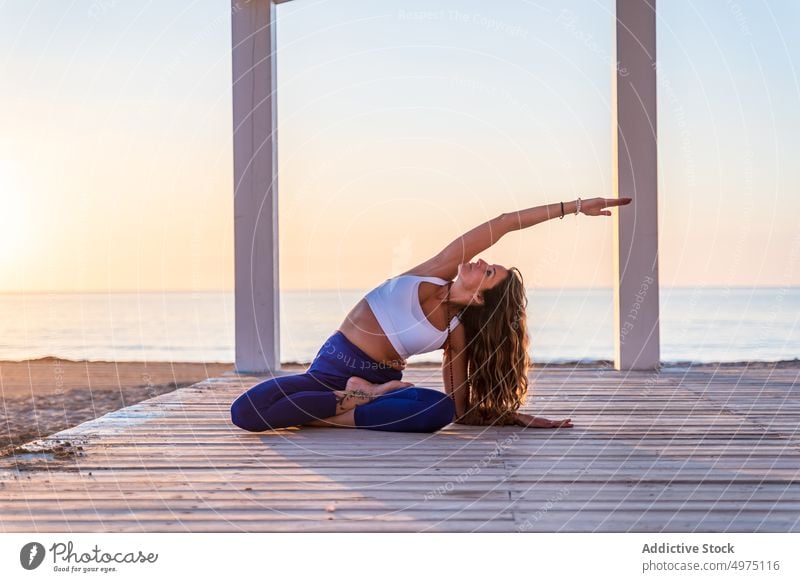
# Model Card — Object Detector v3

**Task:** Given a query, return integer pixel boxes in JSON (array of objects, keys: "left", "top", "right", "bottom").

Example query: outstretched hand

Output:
[
  {"left": 580, "top": 196, "right": 632, "bottom": 217},
  {"left": 513, "top": 412, "right": 573, "bottom": 429}
]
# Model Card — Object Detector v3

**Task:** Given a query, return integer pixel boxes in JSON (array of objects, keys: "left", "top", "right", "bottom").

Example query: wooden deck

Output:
[{"left": 2, "top": 365, "right": 799, "bottom": 532}]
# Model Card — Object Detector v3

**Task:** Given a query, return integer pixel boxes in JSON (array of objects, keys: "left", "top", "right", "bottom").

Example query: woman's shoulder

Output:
[
  {"left": 396, "top": 252, "right": 459, "bottom": 281},
  {"left": 367, "top": 273, "right": 445, "bottom": 295},
  {"left": 394, "top": 271, "right": 450, "bottom": 285}
]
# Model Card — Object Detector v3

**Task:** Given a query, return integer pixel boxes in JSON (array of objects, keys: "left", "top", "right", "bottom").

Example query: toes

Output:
[{"left": 346, "top": 377, "right": 371, "bottom": 390}]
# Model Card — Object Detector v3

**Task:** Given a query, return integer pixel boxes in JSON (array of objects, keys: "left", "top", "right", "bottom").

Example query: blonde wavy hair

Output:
[{"left": 456, "top": 266, "right": 531, "bottom": 426}]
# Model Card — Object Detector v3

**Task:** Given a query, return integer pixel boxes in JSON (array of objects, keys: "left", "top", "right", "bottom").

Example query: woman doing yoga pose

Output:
[{"left": 230, "top": 196, "right": 632, "bottom": 433}]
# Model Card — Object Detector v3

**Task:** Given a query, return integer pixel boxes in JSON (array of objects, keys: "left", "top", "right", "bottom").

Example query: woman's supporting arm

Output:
[
  {"left": 442, "top": 324, "right": 469, "bottom": 419},
  {"left": 454, "top": 410, "right": 573, "bottom": 428},
  {"left": 443, "top": 324, "right": 525, "bottom": 427},
  {"left": 511, "top": 412, "right": 574, "bottom": 428},
  {"left": 454, "top": 411, "right": 519, "bottom": 426}
]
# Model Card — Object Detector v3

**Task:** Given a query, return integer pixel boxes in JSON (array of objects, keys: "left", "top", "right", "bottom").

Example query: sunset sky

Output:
[{"left": 1, "top": 0, "right": 798, "bottom": 293}]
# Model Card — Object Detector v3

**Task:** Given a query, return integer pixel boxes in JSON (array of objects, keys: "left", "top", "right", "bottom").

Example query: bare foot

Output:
[
  {"left": 345, "top": 377, "right": 414, "bottom": 398},
  {"left": 330, "top": 377, "right": 415, "bottom": 415}
]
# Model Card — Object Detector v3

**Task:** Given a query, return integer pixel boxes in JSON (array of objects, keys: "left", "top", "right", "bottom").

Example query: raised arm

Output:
[
  {"left": 401, "top": 197, "right": 632, "bottom": 280},
  {"left": 400, "top": 213, "right": 510, "bottom": 280},
  {"left": 502, "top": 196, "right": 632, "bottom": 230}
]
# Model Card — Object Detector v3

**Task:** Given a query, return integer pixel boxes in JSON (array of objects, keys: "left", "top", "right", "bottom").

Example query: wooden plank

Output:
[
  {"left": 3, "top": 500, "right": 800, "bottom": 512},
  {"left": 0, "top": 519, "right": 512, "bottom": 533},
  {"left": 2, "top": 366, "right": 800, "bottom": 532}
]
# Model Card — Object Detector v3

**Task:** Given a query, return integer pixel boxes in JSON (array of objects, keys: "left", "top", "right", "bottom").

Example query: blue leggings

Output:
[{"left": 230, "top": 330, "right": 455, "bottom": 433}]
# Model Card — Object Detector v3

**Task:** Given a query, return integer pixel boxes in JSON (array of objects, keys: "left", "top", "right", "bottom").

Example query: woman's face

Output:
[{"left": 456, "top": 259, "right": 509, "bottom": 301}]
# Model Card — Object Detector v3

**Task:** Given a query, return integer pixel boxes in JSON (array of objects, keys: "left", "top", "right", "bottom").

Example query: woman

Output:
[{"left": 230, "top": 196, "right": 632, "bottom": 433}]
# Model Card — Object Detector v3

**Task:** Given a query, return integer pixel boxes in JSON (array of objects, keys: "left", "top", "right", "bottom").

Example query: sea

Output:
[{"left": 0, "top": 287, "right": 797, "bottom": 365}]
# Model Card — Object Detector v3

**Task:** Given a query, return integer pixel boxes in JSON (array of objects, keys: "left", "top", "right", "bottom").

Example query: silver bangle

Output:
[{"left": 575, "top": 197, "right": 581, "bottom": 215}]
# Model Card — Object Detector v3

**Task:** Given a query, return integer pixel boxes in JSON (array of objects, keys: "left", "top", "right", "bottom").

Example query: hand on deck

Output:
[
  {"left": 580, "top": 196, "right": 632, "bottom": 217},
  {"left": 513, "top": 412, "right": 573, "bottom": 429}
]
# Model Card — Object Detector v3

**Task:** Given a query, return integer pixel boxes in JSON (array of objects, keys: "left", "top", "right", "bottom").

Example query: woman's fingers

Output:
[
  {"left": 386, "top": 380, "right": 414, "bottom": 389},
  {"left": 587, "top": 198, "right": 631, "bottom": 216},
  {"left": 519, "top": 415, "right": 573, "bottom": 428},
  {"left": 606, "top": 197, "right": 632, "bottom": 205}
]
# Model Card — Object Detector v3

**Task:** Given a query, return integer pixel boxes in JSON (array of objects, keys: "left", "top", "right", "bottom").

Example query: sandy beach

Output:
[{"left": 0, "top": 358, "right": 235, "bottom": 453}]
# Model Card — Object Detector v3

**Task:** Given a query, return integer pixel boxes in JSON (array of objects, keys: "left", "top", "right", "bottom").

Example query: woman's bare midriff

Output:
[{"left": 336, "top": 298, "right": 407, "bottom": 371}]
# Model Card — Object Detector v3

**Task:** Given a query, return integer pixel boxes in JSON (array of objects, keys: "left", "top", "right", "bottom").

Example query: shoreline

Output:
[
  {"left": 280, "top": 358, "right": 800, "bottom": 370},
  {"left": 13, "top": 355, "right": 800, "bottom": 369}
]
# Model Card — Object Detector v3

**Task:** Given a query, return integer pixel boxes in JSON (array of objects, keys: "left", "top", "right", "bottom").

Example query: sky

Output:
[{"left": 0, "top": 0, "right": 798, "bottom": 293}]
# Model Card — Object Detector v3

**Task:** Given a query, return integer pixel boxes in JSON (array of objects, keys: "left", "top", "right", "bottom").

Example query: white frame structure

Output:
[
  {"left": 612, "top": 0, "right": 660, "bottom": 371},
  {"left": 231, "top": 0, "right": 660, "bottom": 373},
  {"left": 231, "top": 0, "right": 281, "bottom": 373}
]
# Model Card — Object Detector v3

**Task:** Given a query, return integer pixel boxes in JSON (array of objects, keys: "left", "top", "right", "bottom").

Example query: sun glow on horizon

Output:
[{"left": 0, "top": 1, "right": 798, "bottom": 293}]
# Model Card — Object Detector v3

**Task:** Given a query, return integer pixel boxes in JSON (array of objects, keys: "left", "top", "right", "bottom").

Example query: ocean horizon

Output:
[{"left": 0, "top": 287, "right": 797, "bottom": 366}]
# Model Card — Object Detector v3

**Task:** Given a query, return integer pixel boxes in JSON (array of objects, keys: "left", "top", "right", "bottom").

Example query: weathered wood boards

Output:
[{"left": 1, "top": 366, "right": 798, "bottom": 532}]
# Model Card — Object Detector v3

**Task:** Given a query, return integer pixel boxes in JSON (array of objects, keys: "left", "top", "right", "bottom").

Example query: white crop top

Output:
[{"left": 364, "top": 275, "right": 461, "bottom": 359}]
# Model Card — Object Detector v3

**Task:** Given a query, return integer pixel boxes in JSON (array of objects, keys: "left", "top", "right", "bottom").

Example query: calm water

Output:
[{"left": 0, "top": 288, "right": 797, "bottom": 365}]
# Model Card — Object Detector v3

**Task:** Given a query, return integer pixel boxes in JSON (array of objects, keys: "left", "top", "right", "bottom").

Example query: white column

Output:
[
  {"left": 231, "top": 0, "right": 280, "bottom": 373},
  {"left": 612, "top": 0, "right": 661, "bottom": 371}
]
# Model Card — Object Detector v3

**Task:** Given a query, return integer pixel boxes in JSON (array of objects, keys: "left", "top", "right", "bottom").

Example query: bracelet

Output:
[
  {"left": 559, "top": 201, "right": 564, "bottom": 219},
  {"left": 575, "top": 197, "right": 582, "bottom": 215}
]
